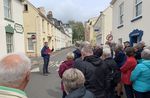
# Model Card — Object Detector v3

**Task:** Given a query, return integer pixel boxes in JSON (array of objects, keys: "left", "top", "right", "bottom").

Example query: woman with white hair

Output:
[
  {"left": 0, "top": 53, "right": 31, "bottom": 98},
  {"left": 62, "top": 68, "right": 95, "bottom": 98},
  {"left": 131, "top": 47, "right": 150, "bottom": 98},
  {"left": 58, "top": 52, "right": 75, "bottom": 98}
]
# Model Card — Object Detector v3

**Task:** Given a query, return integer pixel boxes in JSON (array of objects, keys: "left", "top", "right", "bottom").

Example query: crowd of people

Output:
[
  {"left": 0, "top": 41, "right": 149, "bottom": 98},
  {"left": 58, "top": 41, "right": 150, "bottom": 98}
]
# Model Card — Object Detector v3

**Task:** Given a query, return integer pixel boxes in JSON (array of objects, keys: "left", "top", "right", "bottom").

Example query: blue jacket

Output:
[
  {"left": 41, "top": 46, "right": 50, "bottom": 58},
  {"left": 131, "top": 60, "right": 150, "bottom": 92}
]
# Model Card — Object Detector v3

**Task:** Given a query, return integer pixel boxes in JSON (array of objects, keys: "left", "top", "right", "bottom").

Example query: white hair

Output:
[
  {"left": 141, "top": 48, "right": 150, "bottom": 60},
  {"left": 0, "top": 53, "right": 31, "bottom": 84},
  {"left": 103, "top": 47, "right": 112, "bottom": 58}
]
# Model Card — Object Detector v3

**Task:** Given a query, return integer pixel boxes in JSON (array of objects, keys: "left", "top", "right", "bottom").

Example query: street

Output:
[{"left": 25, "top": 48, "right": 75, "bottom": 98}]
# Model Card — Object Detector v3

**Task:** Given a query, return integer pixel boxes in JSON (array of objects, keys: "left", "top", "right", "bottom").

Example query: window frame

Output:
[
  {"left": 27, "top": 38, "right": 34, "bottom": 52},
  {"left": 135, "top": 0, "right": 142, "bottom": 17},
  {"left": 119, "top": 2, "right": 124, "bottom": 25},
  {"left": 4, "top": 0, "right": 12, "bottom": 19},
  {"left": 6, "top": 33, "right": 14, "bottom": 53}
]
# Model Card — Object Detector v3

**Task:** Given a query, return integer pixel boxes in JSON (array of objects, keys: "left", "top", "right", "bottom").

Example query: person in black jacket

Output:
[
  {"left": 74, "top": 44, "right": 104, "bottom": 98},
  {"left": 62, "top": 68, "right": 95, "bottom": 98},
  {"left": 95, "top": 47, "right": 121, "bottom": 98}
]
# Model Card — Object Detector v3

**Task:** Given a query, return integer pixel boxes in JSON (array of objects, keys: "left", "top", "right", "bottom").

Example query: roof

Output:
[
  {"left": 94, "top": 6, "right": 112, "bottom": 27},
  {"left": 110, "top": 0, "right": 117, "bottom": 5}
]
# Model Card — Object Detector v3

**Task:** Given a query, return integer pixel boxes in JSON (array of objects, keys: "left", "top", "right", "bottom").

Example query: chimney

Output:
[
  {"left": 38, "top": 7, "right": 46, "bottom": 15},
  {"left": 47, "top": 11, "right": 53, "bottom": 20}
]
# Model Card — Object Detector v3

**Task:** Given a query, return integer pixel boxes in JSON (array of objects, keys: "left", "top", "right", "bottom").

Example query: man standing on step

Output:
[{"left": 41, "top": 42, "right": 54, "bottom": 76}]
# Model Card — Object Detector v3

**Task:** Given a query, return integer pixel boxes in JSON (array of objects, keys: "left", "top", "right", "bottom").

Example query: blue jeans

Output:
[
  {"left": 124, "top": 84, "right": 134, "bottom": 98},
  {"left": 43, "top": 57, "right": 50, "bottom": 74},
  {"left": 134, "top": 90, "right": 150, "bottom": 98}
]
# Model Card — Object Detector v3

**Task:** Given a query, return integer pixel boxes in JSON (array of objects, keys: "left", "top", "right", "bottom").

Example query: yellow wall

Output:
[{"left": 23, "top": 2, "right": 53, "bottom": 57}]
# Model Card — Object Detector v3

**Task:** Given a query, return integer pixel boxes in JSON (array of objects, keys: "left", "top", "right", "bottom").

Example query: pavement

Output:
[{"left": 25, "top": 47, "right": 75, "bottom": 98}]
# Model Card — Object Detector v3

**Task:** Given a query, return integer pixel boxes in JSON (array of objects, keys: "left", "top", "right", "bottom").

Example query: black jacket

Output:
[
  {"left": 65, "top": 86, "right": 95, "bottom": 98},
  {"left": 73, "top": 49, "right": 81, "bottom": 60},
  {"left": 74, "top": 55, "right": 104, "bottom": 98},
  {"left": 95, "top": 57, "right": 121, "bottom": 98}
]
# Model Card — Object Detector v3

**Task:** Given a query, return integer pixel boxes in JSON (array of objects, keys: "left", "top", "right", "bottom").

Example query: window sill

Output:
[
  {"left": 117, "top": 24, "right": 124, "bottom": 29},
  {"left": 131, "top": 16, "right": 142, "bottom": 22},
  {"left": 27, "top": 50, "right": 35, "bottom": 53},
  {"left": 4, "top": 18, "right": 14, "bottom": 23},
  {"left": 23, "top": 11, "right": 28, "bottom": 13}
]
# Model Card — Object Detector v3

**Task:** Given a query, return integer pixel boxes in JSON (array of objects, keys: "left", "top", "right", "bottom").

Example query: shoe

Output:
[
  {"left": 43, "top": 74, "right": 48, "bottom": 76},
  {"left": 46, "top": 72, "right": 50, "bottom": 74}
]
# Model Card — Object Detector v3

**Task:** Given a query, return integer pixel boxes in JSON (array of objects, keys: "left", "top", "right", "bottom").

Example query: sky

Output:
[{"left": 28, "top": 0, "right": 112, "bottom": 23}]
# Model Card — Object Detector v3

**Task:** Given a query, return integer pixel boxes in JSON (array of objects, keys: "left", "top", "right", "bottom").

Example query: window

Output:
[
  {"left": 27, "top": 38, "right": 34, "bottom": 51},
  {"left": 119, "top": 3, "right": 124, "bottom": 25},
  {"left": 6, "top": 33, "right": 13, "bottom": 53},
  {"left": 24, "top": 4, "right": 28, "bottom": 11},
  {"left": 42, "top": 19, "right": 44, "bottom": 33},
  {"left": 4, "top": 0, "right": 12, "bottom": 19},
  {"left": 135, "top": 0, "right": 142, "bottom": 17}
]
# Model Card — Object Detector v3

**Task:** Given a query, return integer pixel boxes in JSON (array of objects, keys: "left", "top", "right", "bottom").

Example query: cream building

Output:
[
  {"left": 23, "top": 1, "right": 72, "bottom": 57},
  {"left": 85, "top": 17, "right": 98, "bottom": 45},
  {"left": 0, "top": 0, "right": 25, "bottom": 58},
  {"left": 94, "top": 6, "right": 112, "bottom": 45},
  {"left": 111, "top": 0, "right": 150, "bottom": 46}
]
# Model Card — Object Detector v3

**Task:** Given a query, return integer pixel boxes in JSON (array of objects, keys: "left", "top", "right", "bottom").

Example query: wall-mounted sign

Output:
[
  {"left": 14, "top": 23, "right": 24, "bottom": 33},
  {"left": 106, "top": 34, "right": 113, "bottom": 41}
]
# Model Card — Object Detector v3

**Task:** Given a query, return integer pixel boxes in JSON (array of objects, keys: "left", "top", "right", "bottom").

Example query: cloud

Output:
[{"left": 28, "top": 0, "right": 111, "bottom": 23}]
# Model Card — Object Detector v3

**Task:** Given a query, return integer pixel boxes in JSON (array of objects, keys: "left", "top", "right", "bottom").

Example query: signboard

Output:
[
  {"left": 106, "top": 34, "right": 113, "bottom": 41},
  {"left": 14, "top": 23, "right": 24, "bottom": 33}
]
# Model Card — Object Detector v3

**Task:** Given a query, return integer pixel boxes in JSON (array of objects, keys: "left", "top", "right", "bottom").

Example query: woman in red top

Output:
[{"left": 120, "top": 47, "right": 137, "bottom": 98}]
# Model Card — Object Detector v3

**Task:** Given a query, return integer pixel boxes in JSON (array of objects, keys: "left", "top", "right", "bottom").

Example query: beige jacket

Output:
[{"left": 0, "top": 86, "right": 28, "bottom": 98}]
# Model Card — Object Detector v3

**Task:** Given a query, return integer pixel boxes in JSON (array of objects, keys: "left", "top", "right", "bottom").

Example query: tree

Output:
[{"left": 68, "top": 20, "right": 85, "bottom": 43}]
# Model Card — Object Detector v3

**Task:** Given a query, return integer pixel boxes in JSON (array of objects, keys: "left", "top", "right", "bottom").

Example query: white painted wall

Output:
[
  {"left": 94, "top": 6, "right": 112, "bottom": 45},
  {"left": 112, "top": 0, "right": 150, "bottom": 45},
  {"left": 0, "top": 0, "right": 7, "bottom": 58},
  {"left": 0, "top": 0, "right": 25, "bottom": 59}
]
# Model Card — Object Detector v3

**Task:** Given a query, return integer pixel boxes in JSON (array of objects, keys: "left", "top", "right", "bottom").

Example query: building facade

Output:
[
  {"left": 111, "top": 0, "right": 150, "bottom": 46},
  {"left": 0, "top": 0, "right": 25, "bottom": 58},
  {"left": 23, "top": 1, "right": 72, "bottom": 57},
  {"left": 94, "top": 6, "right": 112, "bottom": 45},
  {"left": 85, "top": 17, "right": 98, "bottom": 45}
]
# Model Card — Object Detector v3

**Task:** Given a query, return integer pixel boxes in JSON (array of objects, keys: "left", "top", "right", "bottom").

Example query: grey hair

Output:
[
  {"left": 0, "top": 53, "right": 31, "bottom": 84},
  {"left": 81, "top": 44, "right": 93, "bottom": 55},
  {"left": 79, "top": 41, "right": 90, "bottom": 50},
  {"left": 103, "top": 47, "right": 112, "bottom": 58},
  {"left": 141, "top": 48, "right": 150, "bottom": 60},
  {"left": 62, "top": 68, "right": 85, "bottom": 93}
]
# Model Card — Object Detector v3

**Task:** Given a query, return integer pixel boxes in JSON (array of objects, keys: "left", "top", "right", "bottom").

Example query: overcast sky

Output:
[{"left": 28, "top": 0, "right": 111, "bottom": 23}]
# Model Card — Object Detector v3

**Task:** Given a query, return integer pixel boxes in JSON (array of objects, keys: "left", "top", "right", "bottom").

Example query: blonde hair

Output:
[
  {"left": 66, "top": 52, "right": 74, "bottom": 60},
  {"left": 62, "top": 68, "right": 85, "bottom": 93}
]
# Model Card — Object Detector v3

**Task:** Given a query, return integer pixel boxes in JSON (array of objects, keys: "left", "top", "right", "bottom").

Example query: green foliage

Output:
[{"left": 68, "top": 20, "right": 85, "bottom": 43}]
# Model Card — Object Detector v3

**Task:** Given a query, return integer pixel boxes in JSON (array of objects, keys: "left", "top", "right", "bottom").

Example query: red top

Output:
[{"left": 120, "top": 56, "right": 137, "bottom": 85}]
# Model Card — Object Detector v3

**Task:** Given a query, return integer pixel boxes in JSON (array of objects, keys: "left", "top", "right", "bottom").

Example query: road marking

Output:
[{"left": 31, "top": 67, "right": 40, "bottom": 72}]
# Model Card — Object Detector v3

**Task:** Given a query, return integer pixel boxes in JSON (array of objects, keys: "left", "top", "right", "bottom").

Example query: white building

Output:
[
  {"left": 94, "top": 6, "right": 112, "bottom": 45},
  {"left": 63, "top": 24, "right": 73, "bottom": 47},
  {"left": 0, "top": 0, "right": 25, "bottom": 58},
  {"left": 111, "top": 0, "right": 150, "bottom": 46}
]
